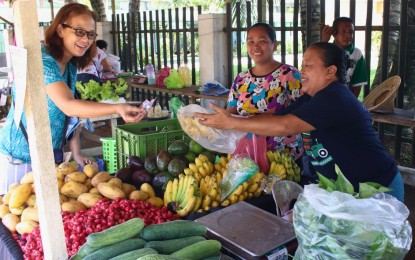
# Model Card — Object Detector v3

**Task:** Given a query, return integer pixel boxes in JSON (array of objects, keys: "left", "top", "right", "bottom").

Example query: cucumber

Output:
[
  {"left": 69, "top": 242, "right": 90, "bottom": 260},
  {"left": 109, "top": 247, "right": 158, "bottom": 260},
  {"left": 141, "top": 220, "right": 206, "bottom": 241},
  {"left": 171, "top": 240, "right": 222, "bottom": 260},
  {"left": 137, "top": 254, "right": 183, "bottom": 260},
  {"left": 83, "top": 238, "right": 146, "bottom": 260},
  {"left": 87, "top": 218, "right": 144, "bottom": 248},
  {"left": 144, "top": 235, "right": 206, "bottom": 254}
]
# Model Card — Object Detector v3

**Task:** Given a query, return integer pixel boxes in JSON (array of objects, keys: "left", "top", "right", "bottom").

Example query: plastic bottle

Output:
[
  {"left": 154, "top": 102, "right": 162, "bottom": 118},
  {"left": 178, "top": 63, "right": 191, "bottom": 87},
  {"left": 146, "top": 64, "right": 156, "bottom": 85}
]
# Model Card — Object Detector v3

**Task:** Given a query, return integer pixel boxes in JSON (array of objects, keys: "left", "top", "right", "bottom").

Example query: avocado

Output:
[
  {"left": 184, "top": 151, "right": 196, "bottom": 163},
  {"left": 167, "top": 158, "right": 188, "bottom": 177},
  {"left": 167, "top": 140, "right": 189, "bottom": 156},
  {"left": 152, "top": 171, "right": 174, "bottom": 190},
  {"left": 132, "top": 169, "right": 153, "bottom": 188},
  {"left": 156, "top": 150, "right": 171, "bottom": 172},
  {"left": 144, "top": 156, "right": 159, "bottom": 175}
]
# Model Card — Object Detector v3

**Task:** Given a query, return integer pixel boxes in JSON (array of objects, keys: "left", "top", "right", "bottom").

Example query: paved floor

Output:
[{"left": 79, "top": 120, "right": 415, "bottom": 258}]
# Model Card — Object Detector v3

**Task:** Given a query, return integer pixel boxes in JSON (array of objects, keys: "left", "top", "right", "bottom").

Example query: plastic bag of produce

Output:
[
  {"left": 293, "top": 184, "right": 412, "bottom": 260},
  {"left": 219, "top": 154, "right": 259, "bottom": 201},
  {"left": 233, "top": 134, "right": 269, "bottom": 174},
  {"left": 177, "top": 104, "right": 246, "bottom": 154},
  {"left": 164, "top": 69, "right": 184, "bottom": 89}
]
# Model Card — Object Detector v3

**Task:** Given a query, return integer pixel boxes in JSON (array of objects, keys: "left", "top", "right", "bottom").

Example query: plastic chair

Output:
[{"left": 271, "top": 180, "right": 303, "bottom": 217}]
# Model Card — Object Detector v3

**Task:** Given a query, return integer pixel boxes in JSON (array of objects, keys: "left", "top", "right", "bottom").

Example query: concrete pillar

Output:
[
  {"left": 198, "top": 13, "right": 228, "bottom": 87},
  {"left": 96, "top": 21, "right": 116, "bottom": 55}
]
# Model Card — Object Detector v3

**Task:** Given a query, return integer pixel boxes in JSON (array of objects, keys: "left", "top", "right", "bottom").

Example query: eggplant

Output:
[
  {"left": 132, "top": 169, "right": 153, "bottom": 188},
  {"left": 127, "top": 155, "right": 145, "bottom": 171},
  {"left": 115, "top": 167, "right": 133, "bottom": 183}
]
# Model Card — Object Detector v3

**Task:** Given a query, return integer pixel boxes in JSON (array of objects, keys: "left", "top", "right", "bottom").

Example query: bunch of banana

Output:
[
  {"left": 213, "top": 155, "right": 231, "bottom": 175},
  {"left": 183, "top": 154, "right": 214, "bottom": 182},
  {"left": 220, "top": 172, "right": 265, "bottom": 207},
  {"left": 267, "top": 150, "right": 301, "bottom": 182},
  {"left": 164, "top": 174, "right": 202, "bottom": 217},
  {"left": 199, "top": 175, "right": 221, "bottom": 211}
]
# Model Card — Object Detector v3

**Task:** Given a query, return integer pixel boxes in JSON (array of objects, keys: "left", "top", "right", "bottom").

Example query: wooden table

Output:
[
  {"left": 370, "top": 108, "right": 415, "bottom": 186},
  {"left": 129, "top": 83, "right": 229, "bottom": 103}
]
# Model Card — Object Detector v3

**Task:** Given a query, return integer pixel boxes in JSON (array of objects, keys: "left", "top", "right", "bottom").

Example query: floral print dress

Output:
[{"left": 227, "top": 64, "right": 304, "bottom": 160}]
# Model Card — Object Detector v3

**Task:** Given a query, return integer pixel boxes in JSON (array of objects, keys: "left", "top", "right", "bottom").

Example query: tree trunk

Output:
[
  {"left": 90, "top": 0, "right": 107, "bottom": 22},
  {"left": 129, "top": 0, "right": 141, "bottom": 13},
  {"left": 300, "top": 0, "right": 321, "bottom": 51}
]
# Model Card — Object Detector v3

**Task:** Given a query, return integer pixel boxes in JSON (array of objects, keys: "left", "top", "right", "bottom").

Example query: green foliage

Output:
[{"left": 75, "top": 78, "right": 130, "bottom": 102}]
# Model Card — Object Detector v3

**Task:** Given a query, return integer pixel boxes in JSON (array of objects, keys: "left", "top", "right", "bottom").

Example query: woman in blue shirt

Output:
[{"left": 0, "top": 3, "right": 145, "bottom": 194}]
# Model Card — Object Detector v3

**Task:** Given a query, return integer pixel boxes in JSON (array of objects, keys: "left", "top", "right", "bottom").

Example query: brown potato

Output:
[
  {"left": 65, "top": 171, "right": 87, "bottom": 183},
  {"left": 60, "top": 181, "right": 88, "bottom": 199},
  {"left": 89, "top": 187, "right": 100, "bottom": 195},
  {"left": 83, "top": 164, "right": 99, "bottom": 178},
  {"left": 84, "top": 178, "right": 92, "bottom": 190},
  {"left": 2, "top": 213, "right": 20, "bottom": 233},
  {"left": 56, "top": 166, "right": 65, "bottom": 181},
  {"left": 58, "top": 162, "right": 79, "bottom": 175},
  {"left": 21, "top": 207, "right": 39, "bottom": 222},
  {"left": 77, "top": 193, "right": 103, "bottom": 208},
  {"left": 16, "top": 220, "right": 38, "bottom": 235},
  {"left": 121, "top": 183, "right": 136, "bottom": 197},
  {"left": 97, "top": 182, "right": 125, "bottom": 200},
  {"left": 108, "top": 177, "right": 122, "bottom": 188},
  {"left": 61, "top": 201, "right": 86, "bottom": 213},
  {"left": 129, "top": 190, "right": 149, "bottom": 201},
  {"left": 91, "top": 172, "right": 112, "bottom": 187}
]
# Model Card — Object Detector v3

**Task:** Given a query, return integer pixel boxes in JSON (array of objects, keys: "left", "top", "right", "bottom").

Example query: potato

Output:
[
  {"left": 25, "top": 194, "right": 36, "bottom": 208},
  {"left": 9, "top": 184, "right": 32, "bottom": 208},
  {"left": 2, "top": 184, "right": 20, "bottom": 205},
  {"left": 89, "top": 187, "right": 100, "bottom": 195},
  {"left": 56, "top": 166, "right": 65, "bottom": 181},
  {"left": 60, "top": 181, "right": 88, "bottom": 199},
  {"left": 58, "top": 162, "right": 79, "bottom": 175},
  {"left": 65, "top": 171, "right": 87, "bottom": 183},
  {"left": 83, "top": 164, "right": 99, "bottom": 178},
  {"left": 91, "top": 172, "right": 112, "bottom": 187},
  {"left": 21, "top": 207, "right": 39, "bottom": 222},
  {"left": 59, "top": 194, "right": 69, "bottom": 204},
  {"left": 147, "top": 197, "right": 164, "bottom": 209},
  {"left": 129, "top": 190, "right": 149, "bottom": 201},
  {"left": 108, "top": 177, "right": 122, "bottom": 188},
  {"left": 77, "top": 193, "right": 103, "bottom": 208},
  {"left": 57, "top": 179, "right": 64, "bottom": 189},
  {"left": 61, "top": 201, "right": 87, "bottom": 213},
  {"left": 16, "top": 220, "right": 38, "bottom": 235},
  {"left": 97, "top": 182, "right": 125, "bottom": 200},
  {"left": 122, "top": 183, "right": 136, "bottom": 197},
  {"left": 84, "top": 178, "right": 92, "bottom": 190},
  {"left": 0, "top": 204, "right": 10, "bottom": 218},
  {"left": 2, "top": 213, "right": 20, "bottom": 232},
  {"left": 20, "top": 172, "right": 34, "bottom": 184},
  {"left": 140, "top": 183, "right": 156, "bottom": 198},
  {"left": 9, "top": 206, "right": 24, "bottom": 215}
]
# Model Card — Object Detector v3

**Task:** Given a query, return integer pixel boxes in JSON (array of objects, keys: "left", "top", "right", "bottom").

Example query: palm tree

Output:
[
  {"left": 300, "top": 0, "right": 321, "bottom": 50},
  {"left": 90, "top": 0, "right": 107, "bottom": 22}
]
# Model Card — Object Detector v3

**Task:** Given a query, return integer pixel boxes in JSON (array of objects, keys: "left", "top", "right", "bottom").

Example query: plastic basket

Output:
[
  {"left": 116, "top": 119, "right": 189, "bottom": 169},
  {"left": 101, "top": 137, "right": 118, "bottom": 174}
]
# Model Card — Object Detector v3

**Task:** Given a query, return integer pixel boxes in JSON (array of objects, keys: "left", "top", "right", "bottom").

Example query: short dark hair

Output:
[
  {"left": 309, "top": 42, "right": 347, "bottom": 83},
  {"left": 96, "top": 39, "right": 108, "bottom": 50},
  {"left": 332, "top": 17, "right": 354, "bottom": 32},
  {"left": 247, "top": 22, "right": 276, "bottom": 42}
]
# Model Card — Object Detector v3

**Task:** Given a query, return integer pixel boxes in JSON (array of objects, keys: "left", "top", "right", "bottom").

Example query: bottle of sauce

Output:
[{"left": 154, "top": 102, "right": 162, "bottom": 118}]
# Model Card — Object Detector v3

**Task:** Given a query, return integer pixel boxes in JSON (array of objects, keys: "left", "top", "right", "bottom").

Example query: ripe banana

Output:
[
  {"left": 184, "top": 168, "right": 193, "bottom": 175},
  {"left": 195, "top": 158, "right": 203, "bottom": 167},
  {"left": 201, "top": 194, "right": 212, "bottom": 209},
  {"left": 189, "top": 163, "right": 198, "bottom": 174},
  {"left": 176, "top": 195, "right": 198, "bottom": 217},
  {"left": 171, "top": 178, "right": 179, "bottom": 201},
  {"left": 164, "top": 180, "right": 173, "bottom": 206}
]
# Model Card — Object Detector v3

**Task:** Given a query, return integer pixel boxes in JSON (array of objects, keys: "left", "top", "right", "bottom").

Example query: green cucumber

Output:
[
  {"left": 87, "top": 218, "right": 144, "bottom": 248},
  {"left": 109, "top": 247, "right": 158, "bottom": 260},
  {"left": 83, "top": 238, "right": 146, "bottom": 260},
  {"left": 137, "top": 254, "right": 183, "bottom": 260},
  {"left": 145, "top": 235, "right": 206, "bottom": 254},
  {"left": 141, "top": 220, "right": 206, "bottom": 241},
  {"left": 171, "top": 240, "right": 222, "bottom": 260},
  {"left": 69, "top": 242, "right": 90, "bottom": 260}
]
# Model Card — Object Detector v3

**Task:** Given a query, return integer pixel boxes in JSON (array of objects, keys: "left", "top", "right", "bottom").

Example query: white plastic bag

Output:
[
  {"left": 293, "top": 184, "right": 412, "bottom": 260},
  {"left": 177, "top": 104, "right": 246, "bottom": 154}
]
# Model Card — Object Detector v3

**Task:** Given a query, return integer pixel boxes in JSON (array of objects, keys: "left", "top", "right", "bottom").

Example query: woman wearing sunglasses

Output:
[{"left": 0, "top": 3, "right": 146, "bottom": 194}]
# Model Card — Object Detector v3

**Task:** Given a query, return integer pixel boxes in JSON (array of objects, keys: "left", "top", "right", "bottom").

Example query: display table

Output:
[
  {"left": 129, "top": 83, "right": 229, "bottom": 104},
  {"left": 370, "top": 108, "right": 415, "bottom": 128}
]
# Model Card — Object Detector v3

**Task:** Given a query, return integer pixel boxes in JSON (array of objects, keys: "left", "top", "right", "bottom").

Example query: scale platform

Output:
[{"left": 196, "top": 201, "right": 296, "bottom": 259}]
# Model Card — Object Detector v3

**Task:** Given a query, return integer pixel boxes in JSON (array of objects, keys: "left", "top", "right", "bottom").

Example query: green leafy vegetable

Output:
[{"left": 75, "top": 78, "right": 130, "bottom": 102}]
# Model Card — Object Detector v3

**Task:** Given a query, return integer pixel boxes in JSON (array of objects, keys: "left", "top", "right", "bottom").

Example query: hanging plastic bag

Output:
[
  {"left": 233, "top": 134, "right": 269, "bottom": 174},
  {"left": 219, "top": 154, "right": 259, "bottom": 201},
  {"left": 293, "top": 184, "right": 412, "bottom": 260},
  {"left": 156, "top": 66, "right": 171, "bottom": 87},
  {"left": 168, "top": 97, "right": 185, "bottom": 119},
  {"left": 164, "top": 69, "right": 184, "bottom": 89},
  {"left": 177, "top": 104, "right": 246, "bottom": 154}
]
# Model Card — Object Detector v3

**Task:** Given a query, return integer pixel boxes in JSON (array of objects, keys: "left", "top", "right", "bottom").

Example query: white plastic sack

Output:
[
  {"left": 177, "top": 104, "right": 246, "bottom": 154},
  {"left": 293, "top": 184, "right": 412, "bottom": 260}
]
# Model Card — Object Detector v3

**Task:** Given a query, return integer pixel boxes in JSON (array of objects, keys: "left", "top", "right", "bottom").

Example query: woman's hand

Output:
[
  {"left": 194, "top": 103, "right": 233, "bottom": 129},
  {"left": 116, "top": 104, "right": 147, "bottom": 123},
  {"left": 72, "top": 153, "right": 97, "bottom": 169}
]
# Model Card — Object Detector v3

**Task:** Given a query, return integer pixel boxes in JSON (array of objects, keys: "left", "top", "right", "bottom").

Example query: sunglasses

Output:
[{"left": 62, "top": 24, "right": 98, "bottom": 40}]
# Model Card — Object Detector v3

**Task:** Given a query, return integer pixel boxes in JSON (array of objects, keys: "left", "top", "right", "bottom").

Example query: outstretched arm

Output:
[{"left": 195, "top": 103, "right": 315, "bottom": 137}]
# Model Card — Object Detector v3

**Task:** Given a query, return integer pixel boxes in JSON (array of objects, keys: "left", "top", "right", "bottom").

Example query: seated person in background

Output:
[
  {"left": 77, "top": 40, "right": 114, "bottom": 84},
  {"left": 320, "top": 17, "right": 368, "bottom": 99},
  {"left": 227, "top": 22, "right": 303, "bottom": 161},
  {"left": 97, "top": 39, "right": 121, "bottom": 73}
]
